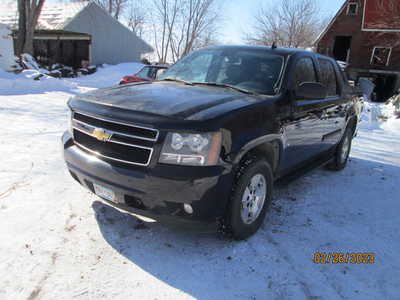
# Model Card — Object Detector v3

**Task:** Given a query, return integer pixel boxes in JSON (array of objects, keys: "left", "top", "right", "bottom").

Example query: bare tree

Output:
[
  {"left": 112, "top": 0, "right": 128, "bottom": 19},
  {"left": 150, "top": 0, "right": 221, "bottom": 63},
  {"left": 16, "top": 0, "right": 46, "bottom": 55},
  {"left": 170, "top": 0, "right": 219, "bottom": 62},
  {"left": 150, "top": 0, "right": 180, "bottom": 63},
  {"left": 245, "top": 0, "right": 322, "bottom": 48},
  {"left": 68, "top": 0, "right": 220, "bottom": 62},
  {"left": 72, "top": 0, "right": 128, "bottom": 19},
  {"left": 127, "top": 2, "right": 147, "bottom": 38}
]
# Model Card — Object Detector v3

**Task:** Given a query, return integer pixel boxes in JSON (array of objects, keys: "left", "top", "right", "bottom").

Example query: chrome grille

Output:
[{"left": 72, "top": 112, "right": 159, "bottom": 166}]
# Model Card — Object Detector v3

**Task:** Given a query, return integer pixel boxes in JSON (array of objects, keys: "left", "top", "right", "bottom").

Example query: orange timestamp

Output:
[{"left": 313, "top": 252, "right": 375, "bottom": 264}]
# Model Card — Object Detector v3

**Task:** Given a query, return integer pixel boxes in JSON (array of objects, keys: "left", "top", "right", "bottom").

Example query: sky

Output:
[
  {"left": 49, "top": 0, "right": 345, "bottom": 45},
  {"left": 220, "top": 0, "right": 346, "bottom": 44}
]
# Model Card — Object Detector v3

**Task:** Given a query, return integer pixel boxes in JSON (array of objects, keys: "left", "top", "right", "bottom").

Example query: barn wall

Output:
[
  {"left": 64, "top": 3, "right": 152, "bottom": 65},
  {"left": 317, "top": 0, "right": 400, "bottom": 100},
  {"left": 317, "top": 0, "right": 400, "bottom": 72}
]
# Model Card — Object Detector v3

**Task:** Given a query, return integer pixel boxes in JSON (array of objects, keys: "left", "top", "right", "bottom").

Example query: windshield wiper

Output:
[
  {"left": 191, "top": 82, "right": 258, "bottom": 95},
  {"left": 160, "top": 78, "right": 194, "bottom": 86}
]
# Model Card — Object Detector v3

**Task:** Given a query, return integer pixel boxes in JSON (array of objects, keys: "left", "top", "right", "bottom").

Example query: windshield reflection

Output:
[{"left": 159, "top": 49, "right": 284, "bottom": 95}]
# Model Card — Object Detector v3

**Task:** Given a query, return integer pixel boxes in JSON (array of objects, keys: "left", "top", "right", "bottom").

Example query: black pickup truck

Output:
[{"left": 62, "top": 46, "right": 361, "bottom": 239}]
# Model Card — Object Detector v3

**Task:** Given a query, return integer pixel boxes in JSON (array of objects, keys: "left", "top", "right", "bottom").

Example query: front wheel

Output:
[
  {"left": 327, "top": 127, "right": 353, "bottom": 171},
  {"left": 226, "top": 157, "right": 273, "bottom": 240}
]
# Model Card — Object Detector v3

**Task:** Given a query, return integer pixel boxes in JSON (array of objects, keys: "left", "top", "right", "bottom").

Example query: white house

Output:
[
  {"left": 0, "top": 23, "right": 15, "bottom": 71},
  {"left": 0, "top": 2, "right": 153, "bottom": 68}
]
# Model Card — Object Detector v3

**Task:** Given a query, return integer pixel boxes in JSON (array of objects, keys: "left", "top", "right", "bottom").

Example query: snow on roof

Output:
[{"left": 0, "top": 1, "right": 89, "bottom": 30}]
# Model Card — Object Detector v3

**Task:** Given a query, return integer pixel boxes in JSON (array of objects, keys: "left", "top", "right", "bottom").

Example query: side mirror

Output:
[{"left": 296, "top": 82, "right": 327, "bottom": 100}]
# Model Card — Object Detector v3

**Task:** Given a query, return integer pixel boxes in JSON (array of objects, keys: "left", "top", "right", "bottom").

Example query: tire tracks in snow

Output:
[
  {"left": 251, "top": 227, "right": 346, "bottom": 300},
  {"left": 26, "top": 252, "right": 58, "bottom": 300},
  {"left": 26, "top": 203, "right": 79, "bottom": 300}
]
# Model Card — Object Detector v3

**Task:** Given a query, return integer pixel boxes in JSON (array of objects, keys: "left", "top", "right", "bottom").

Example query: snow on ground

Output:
[
  {"left": 0, "top": 65, "right": 399, "bottom": 300},
  {"left": 0, "top": 62, "right": 143, "bottom": 95}
]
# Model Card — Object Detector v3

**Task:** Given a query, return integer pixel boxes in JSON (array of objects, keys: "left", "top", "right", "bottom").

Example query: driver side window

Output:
[{"left": 294, "top": 57, "right": 317, "bottom": 88}]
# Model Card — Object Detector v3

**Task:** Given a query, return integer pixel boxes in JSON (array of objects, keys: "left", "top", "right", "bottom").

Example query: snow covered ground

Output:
[{"left": 0, "top": 65, "right": 399, "bottom": 300}]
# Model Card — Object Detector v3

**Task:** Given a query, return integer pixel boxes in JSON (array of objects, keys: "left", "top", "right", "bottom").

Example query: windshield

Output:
[
  {"left": 159, "top": 49, "right": 284, "bottom": 95},
  {"left": 136, "top": 66, "right": 152, "bottom": 79}
]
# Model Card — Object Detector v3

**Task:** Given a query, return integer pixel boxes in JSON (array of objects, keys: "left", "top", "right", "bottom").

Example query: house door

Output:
[
  {"left": 374, "top": 74, "right": 398, "bottom": 101},
  {"left": 333, "top": 36, "right": 352, "bottom": 62}
]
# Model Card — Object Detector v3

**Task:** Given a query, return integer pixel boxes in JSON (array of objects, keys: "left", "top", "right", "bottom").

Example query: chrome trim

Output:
[
  {"left": 73, "top": 111, "right": 159, "bottom": 141},
  {"left": 71, "top": 111, "right": 157, "bottom": 166},
  {"left": 74, "top": 141, "right": 153, "bottom": 167},
  {"left": 73, "top": 124, "right": 153, "bottom": 151},
  {"left": 106, "top": 138, "right": 153, "bottom": 150},
  {"left": 74, "top": 119, "right": 157, "bottom": 142},
  {"left": 159, "top": 153, "right": 205, "bottom": 165}
]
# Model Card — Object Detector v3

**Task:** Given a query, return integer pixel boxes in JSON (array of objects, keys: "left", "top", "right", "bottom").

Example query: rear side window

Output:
[
  {"left": 294, "top": 57, "right": 317, "bottom": 88},
  {"left": 318, "top": 59, "right": 339, "bottom": 96}
]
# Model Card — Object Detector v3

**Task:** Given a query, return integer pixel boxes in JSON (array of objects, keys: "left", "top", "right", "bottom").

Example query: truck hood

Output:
[{"left": 73, "top": 82, "right": 260, "bottom": 120}]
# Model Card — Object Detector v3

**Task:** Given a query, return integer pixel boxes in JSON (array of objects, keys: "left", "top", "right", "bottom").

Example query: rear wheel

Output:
[
  {"left": 327, "top": 126, "right": 353, "bottom": 171},
  {"left": 226, "top": 157, "right": 273, "bottom": 240}
]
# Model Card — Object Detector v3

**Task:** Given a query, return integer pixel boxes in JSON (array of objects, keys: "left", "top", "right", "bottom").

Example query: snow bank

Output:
[
  {"left": 0, "top": 23, "right": 14, "bottom": 71},
  {"left": 0, "top": 62, "right": 144, "bottom": 95},
  {"left": 0, "top": 69, "right": 78, "bottom": 95},
  {"left": 382, "top": 117, "right": 400, "bottom": 132},
  {"left": 70, "top": 62, "right": 143, "bottom": 90},
  {"left": 359, "top": 99, "right": 398, "bottom": 131}
]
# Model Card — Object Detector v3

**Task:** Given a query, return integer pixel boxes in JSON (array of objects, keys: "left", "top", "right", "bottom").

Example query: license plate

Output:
[{"left": 93, "top": 183, "right": 116, "bottom": 203}]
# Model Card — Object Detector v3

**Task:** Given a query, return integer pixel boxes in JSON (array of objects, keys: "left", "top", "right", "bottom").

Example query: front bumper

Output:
[{"left": 62, "top": 132, "right": 233, "bottom": 228}]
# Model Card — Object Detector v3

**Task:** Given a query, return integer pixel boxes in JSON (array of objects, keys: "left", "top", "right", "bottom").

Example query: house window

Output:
[
  {"left": 371, "top": 47, "right": 392, "bottom": 66},
  {"left": 347, "top": 3, "right": 358, "bottom": 15}
]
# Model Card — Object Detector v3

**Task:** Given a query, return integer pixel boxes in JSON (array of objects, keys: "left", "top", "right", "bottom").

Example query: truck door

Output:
[
  {"left": 281, "top": 56, "right": 326, "bottom": 172},
  {"left": 317, "top": 58, "right": 347, "bottom": 151}
]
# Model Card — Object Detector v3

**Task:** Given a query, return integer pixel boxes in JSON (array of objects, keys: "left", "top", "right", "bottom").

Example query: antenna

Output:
[{"left": 272, "top": 42, "right": 277, "bottom": 49}]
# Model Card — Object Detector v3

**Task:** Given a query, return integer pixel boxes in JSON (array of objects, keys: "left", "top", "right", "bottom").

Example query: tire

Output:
[
  {"left": 327, "top": 126, "right": 353, "bottom": 171},
  {"left": 226, "top": 156, "right": 273, "bottom": 240}
]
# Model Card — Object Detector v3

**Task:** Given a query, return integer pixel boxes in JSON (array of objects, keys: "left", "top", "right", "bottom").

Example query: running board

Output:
[{"left": 275, "top": 154, "right": 334, "bottom": 186}]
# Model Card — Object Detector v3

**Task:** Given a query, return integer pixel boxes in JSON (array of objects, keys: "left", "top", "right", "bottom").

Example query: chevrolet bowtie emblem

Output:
[{"left": 92, "top": 128, "right": 112, "bottom": 142}]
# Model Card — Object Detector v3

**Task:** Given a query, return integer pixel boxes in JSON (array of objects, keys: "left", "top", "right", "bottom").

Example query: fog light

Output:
[{"left": 183, "top": 204, "right": 193, "bottom": 214}]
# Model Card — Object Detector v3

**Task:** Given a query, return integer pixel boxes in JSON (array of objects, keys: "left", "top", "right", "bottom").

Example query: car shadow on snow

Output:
[
  {"left": 91, "top": 201, "right": 246, "bottom": 299},
  {"left": 91, "top": 157, "right": 399, "bottom": 299}
]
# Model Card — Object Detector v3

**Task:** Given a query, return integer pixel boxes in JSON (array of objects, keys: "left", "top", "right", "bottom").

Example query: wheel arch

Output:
[
  {"left": 346, "top": 115, "right": 358, "bottom": 136},
  {"left": 233, "top": 135, "right": 283, "bottom": 175},
  {"left": 344, "top": 102, "right": 360, "bottom": 136}
]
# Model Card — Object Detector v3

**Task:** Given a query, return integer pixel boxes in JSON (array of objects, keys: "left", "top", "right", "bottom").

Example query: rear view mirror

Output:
[{"left": 296, "top": 82, "right": 327, "bottom": 100}]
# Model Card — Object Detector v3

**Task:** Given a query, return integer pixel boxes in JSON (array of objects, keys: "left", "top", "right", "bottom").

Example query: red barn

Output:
[{"left": 315, "top": 0, "right": 400, "bottom": 101}]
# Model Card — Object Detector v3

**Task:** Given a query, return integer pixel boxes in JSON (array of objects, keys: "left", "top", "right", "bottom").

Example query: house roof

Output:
[
  {"left": 0, "top": 1, "right": 153, "bottom": 54},
  {"left": 0, "top": 1, "right": 89, "bottom": 30},
  {"left": 314, "top": 0, "right": 348, "bottom": 45}
]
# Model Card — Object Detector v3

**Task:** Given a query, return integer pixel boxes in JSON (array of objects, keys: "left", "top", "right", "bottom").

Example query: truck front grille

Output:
[{"left": 72, "top": 112, "right": 159, "bottom": 166}]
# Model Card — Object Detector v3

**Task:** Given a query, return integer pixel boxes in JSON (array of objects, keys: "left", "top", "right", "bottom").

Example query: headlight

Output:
[
  {"left": 159, "top": 132, "right": 222, "bottom": 166},
  {"left": 67, "top": 108, "right": 73, "bottom": 134}
]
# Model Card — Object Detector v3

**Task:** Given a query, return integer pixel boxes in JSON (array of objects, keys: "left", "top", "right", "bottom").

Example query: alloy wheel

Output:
[{"left": 241, "top": 174, "right": 267, "bottom": 224}]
